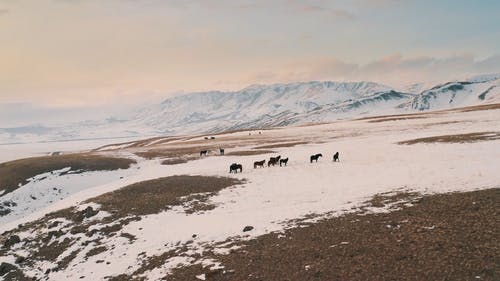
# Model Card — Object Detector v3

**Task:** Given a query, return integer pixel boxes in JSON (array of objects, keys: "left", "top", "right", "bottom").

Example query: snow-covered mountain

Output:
[
  {"left": 407, "top": 74, "right": 500, "bottom": 110},
  {"left": 1, "top": 74, "right": 499, "bottom": 143},
  {"left": 132, "top": 81, "right": 405, "bottom": 134}
]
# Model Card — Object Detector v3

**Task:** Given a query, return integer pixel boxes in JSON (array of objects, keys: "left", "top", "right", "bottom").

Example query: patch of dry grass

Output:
[
  {"left": 160, "top": 158, "right": 190, "bottom": 165},
  {"left": 398, "top": 131, "right": 500, "bottom": 145},
  {"left": 367, "top": 116, "right": 427, "bottom": 123},
  {"left": 89, "top": 175, "right": 243, "bottom": 217},
  {"left": 253, "top": 141, "right": 309, "bottom": 149},
  {"left": 134, "top": 146, "right": 212, "bottom": 159},
  {"left": 224, "top": 150, "right": 276, "bottom": 156},
  {"left": 356, "top": 112, "right": 433, "bottom": 121},
  {"left": 0, "top": 153, "right": 136, "bottom": 196},
  {"left": 452, "top": 103, "right": 500, "bottom": 113}
]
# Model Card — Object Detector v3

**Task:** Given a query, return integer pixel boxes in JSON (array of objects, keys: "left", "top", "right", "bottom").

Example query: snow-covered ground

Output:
[
  {"left": 0, "top": 136, "right": 148, "bottom": 163},
  {"left": 1, "top": 107, "right": 499, "bottom": 280}
]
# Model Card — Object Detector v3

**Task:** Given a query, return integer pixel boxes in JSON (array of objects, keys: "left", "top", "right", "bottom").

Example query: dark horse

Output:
[
  {"left": 268, "top": 155, "right": 281, "bottom": 167},
  {"left": 229, "top": 163, "right": 243, "bottom": 173},
  {"left": 310, "top": 153, "right": 322, "bottom": 163},
  {"left": 219, "top": 148, "right": 225, "bottom": 155},
  {"left": 279, "top": 158, "right": 289, "bottom": 167},
  {"left": 333, "top": 152, "right": 340, "bottom": 162},
  {"left": 254, "top": 160, "right": 266, "bottom": 169},
  {"left": 200, "top": 150, "right": 209, "bottom": 157}
]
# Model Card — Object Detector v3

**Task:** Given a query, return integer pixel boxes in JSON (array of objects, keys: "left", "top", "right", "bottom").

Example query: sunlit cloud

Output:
[
  {"left": 235, "top": 54, "right": 500, "bottom": 89},
  {"left": 0, "top": 0, "right": 499, "bottom": 106}
]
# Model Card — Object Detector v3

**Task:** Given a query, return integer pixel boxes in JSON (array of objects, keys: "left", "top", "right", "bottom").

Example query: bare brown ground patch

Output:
[
  {"left": 160, "top": 158, "right": 193, "bottom": 165},
  {"left": 451, "top": 103, "right": 500, "bottom": 113},
  {"left": 161, "top": 158, "right": 188, "bottom": 165},
  {"left": 367, "top": 116, "right": 428, "bottom": 123},
  {"left": 224, "top": 150, "right": 276, "bottom": 156},
  {"left": 358, "top": 103, "right": 500, "bottom": 123},
  {"left": 89, "top": 175, "right": 243, "bottom": 217},
  {"left": 94, "top": 136, "right": 190, "bottom": 151},
  {"left": 0, "top": 153, "right": 136, "bottom": 196},
  {"left": 253, "top": 141, "right": 309, "bottom": 149},
  {"left": 93, "top": 140, "right": 140, "bottom": 151},
  {"left": 398, "top": 131, "right": 500, "bottom": 145},
  {"left": 420, "top": 120, "right": 464, "bottom": 128},
  {"left": 134, "top": 146, "right": 212, "bottom": 159},
  {"left": 166, "top": 188, "right": 499, "bottom": 281},
  {"left": 356, "top": 111, "right": 436, "bottom": 121}
]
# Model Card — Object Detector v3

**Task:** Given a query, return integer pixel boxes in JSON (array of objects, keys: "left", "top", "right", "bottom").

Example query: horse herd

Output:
[
  {"left": 199, "top": 148, "right": 340, "bottom": 174},
  {"left": 228, "top": 151, "right": 340, "bottom": 173},
  {"left": 253, "top": 155, "right": 289, "bottom": 168}
]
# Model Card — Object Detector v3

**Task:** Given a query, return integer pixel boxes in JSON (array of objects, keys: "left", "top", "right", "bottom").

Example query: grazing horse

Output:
[
  {"left": 268, "top": 155, "right": 281, "bottom": 167},
  {"left": 333, "top": 152, "right": 340, "bottom": 162},
  {"left": 229, "top": 163, "right": 243, "bottom": 173},
  {"left": 254, "top": 160, "right": 266, "bottom": 168},
  {"left": 200, "top": 150, "right": 209, "bottom": 157},
  {"left": 219, "top": 148, "right": 225, "bottom": 155},
  {"left": 310, "top": 153, "right": 322, "bottom": 163},
  {"left": 279, "top": 158, "right": 289, "bottom": 167}
]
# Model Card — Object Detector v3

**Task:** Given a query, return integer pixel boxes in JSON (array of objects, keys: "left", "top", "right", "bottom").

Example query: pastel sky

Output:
[{"left": 1, "top": 0, "right": 499, "bottom": 110}]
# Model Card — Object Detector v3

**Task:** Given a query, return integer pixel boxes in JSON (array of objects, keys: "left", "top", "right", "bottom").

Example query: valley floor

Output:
[{"left": 0, "top": 105, "right": 499, "bottom": 280}]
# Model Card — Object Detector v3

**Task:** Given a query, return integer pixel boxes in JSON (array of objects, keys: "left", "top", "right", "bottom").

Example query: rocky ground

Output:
[{"left": 167, "top": 188, "right": 499, "bottom": 281}]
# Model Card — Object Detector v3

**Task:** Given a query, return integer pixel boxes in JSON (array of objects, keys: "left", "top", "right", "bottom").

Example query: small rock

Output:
[
  {"left": 45, "top": 269, "right": 51, "bottom": 274},
  {"left": 82, "top": 206, "right": 98, "bottom": 218},
  {"left": 206, "top": 268, "right": 224, "bottom": 278},
  {"left": 192, "top": 234, "right": 197, "bottom": 238},
  {"left": 15, "top": 256, "right": 25, "bottom": 264},
  {"left": 4, "top": 235, "right": 21, "bottom": 247},
  {"left": 47, "top": 230, "right": 63, "bottom": 240},
  {"left": 0, "top": 262, "right": 17, "bottom": 276},
  {"left": 243, "top": 226, "right": 254, "bottom": 232}
]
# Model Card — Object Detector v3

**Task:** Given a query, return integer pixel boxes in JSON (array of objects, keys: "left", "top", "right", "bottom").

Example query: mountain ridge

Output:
[{"left": 1, "top": 74, "right": 499, "bottom": 143}]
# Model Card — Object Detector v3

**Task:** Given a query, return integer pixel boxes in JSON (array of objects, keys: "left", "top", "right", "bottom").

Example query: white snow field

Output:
[
  {"left": 0, "top": 136, "right": 146, "bottom": 163},
  {"left": 0, "top": 105, "right": 499, "bottom": 280}
]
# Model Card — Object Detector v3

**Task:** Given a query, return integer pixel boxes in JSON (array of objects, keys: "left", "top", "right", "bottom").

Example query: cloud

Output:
[
  {"left": 287, "top": 0, "right": 355, "bottom": 19},
  {"left": 301, "top": 5, "right": 353, "bottom": 18},
  {"left": 238, "top": 53, "right": 500, "bottom": 88}
]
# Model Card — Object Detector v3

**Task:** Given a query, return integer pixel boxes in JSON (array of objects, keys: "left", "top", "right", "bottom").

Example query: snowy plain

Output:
[
  {"left": 0, "top": 136, "right": 146, "bottom": 163},
  {"left": 0, "top": 106, "right": 499, "bottom": 280}
]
